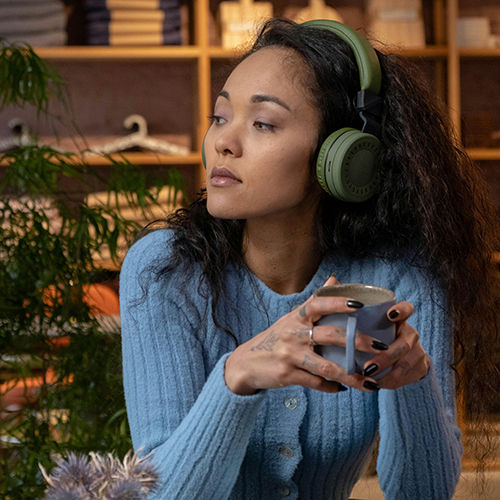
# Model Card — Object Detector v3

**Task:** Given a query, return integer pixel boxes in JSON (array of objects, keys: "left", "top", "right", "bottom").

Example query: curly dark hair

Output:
[{"left": 139, "top": 18, "right": 500, "bottom": 468}]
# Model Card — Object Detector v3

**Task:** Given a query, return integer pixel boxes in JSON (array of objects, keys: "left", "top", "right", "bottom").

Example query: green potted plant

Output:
[{"left": 0, "top": 39, "right": 185, "bottom": 499}]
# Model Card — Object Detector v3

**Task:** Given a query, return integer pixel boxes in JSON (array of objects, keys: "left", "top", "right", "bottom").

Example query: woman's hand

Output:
[
  {"left": 224, "top": 275, "right": 387, "bottom": 396},
  {"left": 361, "top": 302, "right": 431, "bottom": 389}
]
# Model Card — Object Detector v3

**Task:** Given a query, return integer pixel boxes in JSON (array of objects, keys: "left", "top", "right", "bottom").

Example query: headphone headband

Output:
[{"left": 301, "top": 19, "right": 381, "bottom": 96}]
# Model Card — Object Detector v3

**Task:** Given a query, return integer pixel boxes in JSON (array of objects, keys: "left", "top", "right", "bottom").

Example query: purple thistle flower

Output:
[
  {"left": 44, "top": 485, "right": 91, "bottom": 500},
  {"left": 41, "top": 448, "right": 160, "bottom": 500},
  {"left": 115, "top": 449, "right": 160, "bottom": 495},
  {"left": 106, "top": 479, "right": 145, "bottom": 500},
  {"left": 49, "top": 453, "right": 98, "bottom": 490}
]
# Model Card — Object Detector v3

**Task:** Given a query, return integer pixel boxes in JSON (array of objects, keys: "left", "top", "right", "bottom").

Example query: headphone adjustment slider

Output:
[{"left": 355, "top": 90, "right": 382, "bottom": 137}]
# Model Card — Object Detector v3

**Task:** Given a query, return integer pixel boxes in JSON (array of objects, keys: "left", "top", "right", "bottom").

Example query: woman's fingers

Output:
[
  {"left": 295, "top": 351, "right": 378, "bottom": 393},
  {"left": 310, "top": 325, "right": 388, "bottom": 354},
  {"left": 323, "top": 273, "right": 340, "bottom": 287},
  {"left": 296, "top": 296, "right": 363, "bottom": 324},
  {"left": 288, "top": 369, "right": 346, "bottom": 393},
  {"left": 375, "top": 343, "right": 430, "bottom": 389},
  {"left": 361, "top": 321, "right": 420, "bottom": 377},
  {"left": 386, "top": 301, "right": 414, "bottom": 325}
]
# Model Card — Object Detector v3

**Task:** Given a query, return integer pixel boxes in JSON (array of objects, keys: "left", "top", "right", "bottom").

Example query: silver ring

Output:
[{"left": 309, "top": 328, "right": 317, "bottom": 347}]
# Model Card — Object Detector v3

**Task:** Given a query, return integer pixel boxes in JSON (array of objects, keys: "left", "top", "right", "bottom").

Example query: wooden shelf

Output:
[
  {"left": 460, "top": 48, "right": 500, "bottom": 58},
  {"left": 82, "top": 152, "right": 201, "bottom": 165},
  {"left": 1, "top": 152, "right": 201, "bottom": 167},
  {"left": 33, "top": 44, "right": 450, "bottom": 62},
  {"left": 34, "top": 45, "right": 201, "bottom": 60},
  {"left": 386, "top": 45, "right": 449, "bottom": 58},
  {"left": 466, "top": 149, "right": 500, "bottom": 161}
]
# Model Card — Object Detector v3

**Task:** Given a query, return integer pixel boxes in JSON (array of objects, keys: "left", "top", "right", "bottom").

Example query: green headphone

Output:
[{"left": 202, "top": 19, "right": 383, "bottom": 203}]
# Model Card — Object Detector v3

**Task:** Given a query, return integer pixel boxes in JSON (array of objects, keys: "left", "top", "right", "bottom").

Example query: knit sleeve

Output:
[
  {"left": 376, "top": 265, "right": 463, "bottom": 500},
  {"left": 119, "top": 230, "right": 266, "bottom": 500}
]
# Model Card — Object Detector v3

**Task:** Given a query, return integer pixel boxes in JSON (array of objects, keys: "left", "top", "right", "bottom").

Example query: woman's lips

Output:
[{"left": 210, "top": 167, "right": 242, "bottom": 187}]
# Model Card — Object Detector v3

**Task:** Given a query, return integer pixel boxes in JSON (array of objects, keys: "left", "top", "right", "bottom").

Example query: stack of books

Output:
[
  {"left": 0, "top": 0, "right": 67, "bottom": 47},
  {"left": 85, "top": 0, "right": 182, "bottom": 46}
]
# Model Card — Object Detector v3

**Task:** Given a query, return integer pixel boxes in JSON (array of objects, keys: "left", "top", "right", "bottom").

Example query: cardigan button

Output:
[
  {"left": 279, "top": 446, "right": 294, "bottom": 458},
  {"left": 276, "top": 486, "right": 290, "bottom": 496},
  {"left": 284, "top": 396, "right": 298, "bottom": 410}
]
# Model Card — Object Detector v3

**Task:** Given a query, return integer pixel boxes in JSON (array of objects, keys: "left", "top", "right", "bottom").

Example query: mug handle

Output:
[{"left": 346, "top": 315, "right": 357, "bottom": 375}]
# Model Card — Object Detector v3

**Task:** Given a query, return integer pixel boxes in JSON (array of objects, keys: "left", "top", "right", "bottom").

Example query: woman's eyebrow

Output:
[{"left": 217, "top": 90, "right": 291, "bottom": 112}]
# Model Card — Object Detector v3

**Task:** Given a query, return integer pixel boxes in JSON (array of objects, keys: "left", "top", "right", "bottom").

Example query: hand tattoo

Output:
[
  {"left": 333, "top": 326, "right": 346, "bottom": 338},
  {"left": 289, "top": 328, "right": 310, "bottom": 340},
  {"left": 302, "top": 354, "right": 319, "bottom": 371},
  {"left": 390, "top": 346, "right": 405, "bottom": 361},
  {"left": 251, "top": 331, "right": 279, "bottom": 352},
  {"left": 394, "top": 360, "right": 411, "bottom": 376},
  {"left": 299, "top": 305, "right": 307, "bottom": 317}
]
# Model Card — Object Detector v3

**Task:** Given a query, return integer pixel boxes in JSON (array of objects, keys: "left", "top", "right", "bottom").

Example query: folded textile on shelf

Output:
[
  {"left": 0, "top": 1, "right": 62, "bottom": 18},
  {"left": 85, "top": 0, "right": 178, "bottom": 10},
  {"left": 2, "top": 30, "right": 66, "bottom": 47},
  {"left": 87, "top": 8, "right": 165, "bottom": 22},
  {"left": 0, "top": 10, "right": 66, "bottom": 36},
  {"left": 84, "top": 0, "right": 182, "bottom": 45},
  {"left": 0, "top": 0, "right": 67, "bottom": 46}
]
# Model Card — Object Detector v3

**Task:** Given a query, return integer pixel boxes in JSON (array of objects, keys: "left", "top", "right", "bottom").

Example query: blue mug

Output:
[{"left": 313, "top": 284, "right": 396, "bottom": 379}]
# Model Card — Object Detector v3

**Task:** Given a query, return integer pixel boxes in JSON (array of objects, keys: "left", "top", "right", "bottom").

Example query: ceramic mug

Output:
[{"left": 313, "top": 284, "right": 396, "bottom": 379}]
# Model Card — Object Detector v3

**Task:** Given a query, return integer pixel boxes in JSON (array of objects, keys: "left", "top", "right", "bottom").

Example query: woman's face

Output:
[{"left": 205, "top": 46, "right": 321, "bottom": 221}]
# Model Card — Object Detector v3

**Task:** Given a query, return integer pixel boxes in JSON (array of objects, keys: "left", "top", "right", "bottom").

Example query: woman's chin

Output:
[{"left": 207, "top": 201, "right": 242, "bottom": 220}]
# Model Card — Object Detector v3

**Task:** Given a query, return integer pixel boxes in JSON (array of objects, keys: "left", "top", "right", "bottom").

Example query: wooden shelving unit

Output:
[
  {"left": 2, "top": 0, "right": 497, "bottom": 190},
  {"left": 28, "top": 0, "right": 500, "bottom": 189}
]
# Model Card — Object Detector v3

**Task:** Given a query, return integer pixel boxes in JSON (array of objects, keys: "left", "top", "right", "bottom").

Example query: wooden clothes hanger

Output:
[
  {"left": 0, "top": 119, "right": 64, "bottom": 153},
  {"left": 84, "top": 114, "right": 190, "bottom": 156}
]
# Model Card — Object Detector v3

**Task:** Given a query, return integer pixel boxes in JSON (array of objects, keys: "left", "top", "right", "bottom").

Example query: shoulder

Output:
[
  {"left": 120, "top": 228, "right": 189, "bottom": 305},
  {"left": 119, "top": 228, "right": 207, "bottom": 322},
  {"left": 121, "top": 228, "right": 175, "bottom": 277}
]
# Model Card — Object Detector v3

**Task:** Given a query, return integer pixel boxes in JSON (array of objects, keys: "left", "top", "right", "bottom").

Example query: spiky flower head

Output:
[
  {"left": 113, "top": 449, "right": 160, "bottom": 495},
  {"left": 44, "top": 485, "right": 91, "bottom": 500},
  {"left": 49, "top": 452, "right": 98, "bottom": 490},
  {"left": 40, "top": 448, "right": 159, "bottom": 499},
  {"left": 106, "top": 479, "right": 145, "bottom": 500}
]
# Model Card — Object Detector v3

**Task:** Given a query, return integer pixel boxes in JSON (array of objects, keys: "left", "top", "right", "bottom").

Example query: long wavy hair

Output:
[{"left": 140, "top": 18, "right": 500, "bottom": 467}]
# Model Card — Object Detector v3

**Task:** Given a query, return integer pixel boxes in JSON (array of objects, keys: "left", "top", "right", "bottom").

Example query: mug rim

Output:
[{"left": 313, "top": 283, "right": 395, "bottom": 304}]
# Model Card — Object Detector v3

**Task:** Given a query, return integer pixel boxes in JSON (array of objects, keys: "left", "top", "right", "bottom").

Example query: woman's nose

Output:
[{"left": 214, "top": 124, "right": 243, "bottom": 159}]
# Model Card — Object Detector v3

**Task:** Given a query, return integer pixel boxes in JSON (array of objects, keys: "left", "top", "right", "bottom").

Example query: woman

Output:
[{"left": 120, "top": 18, "right": 500, "bottom": 500}]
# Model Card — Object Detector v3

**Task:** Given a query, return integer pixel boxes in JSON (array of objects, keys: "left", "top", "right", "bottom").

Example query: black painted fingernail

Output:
[
  {"left": 337, "top": 384, "right": 348, "bottom": 392},
  {"left": 372, "top": 340, "right": 389, "bottom": 351},
  {"left": 329, "top": 272, "right": 337, "bottom": 278},
  {"left": 346, "top": 300, "right": 364, "bottom": 309},
  {"left": 363, "top": 363, "right": 379, "bottom": 376},
  {"left": 388, "top": 310, "right": 399, "bottom": 319},
  {"left": 363, "top": 380, "right": 380, "bottom": 391}
]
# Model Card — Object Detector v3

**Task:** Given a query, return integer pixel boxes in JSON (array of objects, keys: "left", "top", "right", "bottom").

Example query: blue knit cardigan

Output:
[{"left": 120, "top": 229, "right": 463, "bottom": 500}]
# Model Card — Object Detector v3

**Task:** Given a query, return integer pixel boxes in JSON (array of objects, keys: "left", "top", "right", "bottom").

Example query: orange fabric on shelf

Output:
[
  {"left": 33, "top": 283, "right": 120, "bottom": 317},
  {"left": 1, "top": 368, "right": 74, "bottom": 409},
  {"left": 82, "top": 283, "right": 120, "bottom": 316}
]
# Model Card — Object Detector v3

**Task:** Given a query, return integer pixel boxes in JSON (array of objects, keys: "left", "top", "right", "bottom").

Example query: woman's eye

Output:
[
  {"left": 207, "top": 115, "right": 226, "bottom": 125},
  {"left": 254, "top": 121, "right": 275, "bottom": 132}
]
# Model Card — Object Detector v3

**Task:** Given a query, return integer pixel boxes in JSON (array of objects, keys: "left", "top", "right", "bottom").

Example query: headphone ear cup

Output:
[
  {"left": 316, "top": 127, "right": 382, "bottom": 202},
  {"left": 201, "top": 132, "right": 207, "bottom": 169}
]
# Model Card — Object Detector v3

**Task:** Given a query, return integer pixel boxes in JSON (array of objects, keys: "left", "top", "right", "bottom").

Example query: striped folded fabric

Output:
[
  {"left": 85, "top": 0, "right": 182, "bottom": 46},
  {"left": 85, "top": 0, "right": 177, "bottom": 10},
  {"left": 0, "top": 0, "right": 67, "bottom": 46}
]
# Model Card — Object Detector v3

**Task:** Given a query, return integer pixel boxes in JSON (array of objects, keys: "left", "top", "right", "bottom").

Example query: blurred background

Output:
[{"left": 1, "top": 1, "right": 499, "bottom": 498}]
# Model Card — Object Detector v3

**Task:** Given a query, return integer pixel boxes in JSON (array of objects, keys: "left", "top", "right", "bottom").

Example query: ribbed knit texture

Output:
[{"left": 120, "top": 229, "right": 463, "bottom": 500}]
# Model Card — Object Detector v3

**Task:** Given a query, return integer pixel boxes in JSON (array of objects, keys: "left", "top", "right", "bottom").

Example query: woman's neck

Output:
[{"left": 242, "top": 217, "right": 322, "bottom": 296}]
